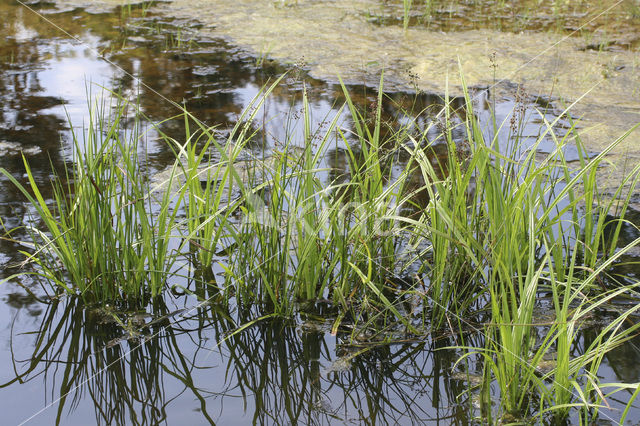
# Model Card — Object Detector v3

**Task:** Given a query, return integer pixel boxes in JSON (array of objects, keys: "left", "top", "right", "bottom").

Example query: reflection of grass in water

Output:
[
  {"left": 199, "top": 312, "right": 475, "bottom": 423},
  {"left": 1, "top": 297, "right": 217, "bottom": 424},
  {"left": 2, "top": 296, "right": 478, "bottom": 424},
  {"left": 1, "top": 72, "right": 640, "bottom": 423}
]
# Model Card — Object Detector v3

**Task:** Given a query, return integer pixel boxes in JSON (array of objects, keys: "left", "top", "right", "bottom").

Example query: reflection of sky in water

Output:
[
  {"left": 37, "top": 36, "right": 115, "bottom": 115},
  {"left": 222, "top": 82, "right": 344, "bottom": 150},
  {"left": 11, "top": 20, "right": 38, "bottom": 43}
]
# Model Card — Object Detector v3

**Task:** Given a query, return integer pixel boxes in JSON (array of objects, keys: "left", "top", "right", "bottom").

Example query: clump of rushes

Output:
[
  {"left": 1, "top": 96, "right": 184, "bottom": 306},
  {"left": 333, "top": 76, "right": 418, "bottom": 332},
  {"left": 221, "top": 76, "right": 418, "bottom": 331},
  {"left": 416, "top": 75, "right": 640, "bottom": 421},
  {"left": 221, "top": 85, "right": 351, "bottom": 316},
  {"left": 193, "top": 71, "right": 640, "bottom": 422},
  {"left": 3, "top": 72, "right": 640, "bottom": 422},
  {"left": 170, "top": 76, "right": 286, "bottom": 280}
]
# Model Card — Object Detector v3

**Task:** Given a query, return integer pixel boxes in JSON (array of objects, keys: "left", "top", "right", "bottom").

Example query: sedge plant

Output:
[{"left": 0, "top": 95, "right": 184, "bottom": 305}]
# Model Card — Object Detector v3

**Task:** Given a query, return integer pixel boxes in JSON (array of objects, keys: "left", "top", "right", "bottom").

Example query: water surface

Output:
[{"left": 1, "top": 0, "right": 639, "bottom": 424}]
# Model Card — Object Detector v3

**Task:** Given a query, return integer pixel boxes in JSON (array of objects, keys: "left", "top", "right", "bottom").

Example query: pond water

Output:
[{"left": 1, "top": 0, "right": 640, "bottom": 424}]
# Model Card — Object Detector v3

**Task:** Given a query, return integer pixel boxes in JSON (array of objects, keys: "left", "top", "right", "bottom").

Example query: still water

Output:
[{"left": 0, "top": 0, "right": 639, "bottom": 424}]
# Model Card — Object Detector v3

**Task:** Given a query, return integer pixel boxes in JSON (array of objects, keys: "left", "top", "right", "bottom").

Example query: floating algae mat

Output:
[
  {"left": 130, "top": 0, "right": 640, "bottom": 192},
  {"left": 49, "top": 0, "right": 640, "bottom": 190}
]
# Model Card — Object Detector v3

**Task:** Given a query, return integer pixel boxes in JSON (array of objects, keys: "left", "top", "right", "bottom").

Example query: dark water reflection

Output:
[
  {"left": 0, "top": 0, "right": 639, "bottom": 423},
  {"left": 6, "top": 293, "right": 638, "bottom": 425},
  {"left": 1, "top": 296, "right": 479, "bottom": 424}
]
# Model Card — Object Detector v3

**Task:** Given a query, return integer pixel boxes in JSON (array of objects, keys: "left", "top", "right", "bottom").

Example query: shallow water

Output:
[
  {"left": 1, "top": 0, "right": 640, "bottom": 424},
  {"left": 4, "top": 297, "right": 484, "bottom": 424}
]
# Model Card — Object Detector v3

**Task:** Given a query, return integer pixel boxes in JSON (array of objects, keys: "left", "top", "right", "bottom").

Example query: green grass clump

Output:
[
  {"left": 171, "top": 76, "right": 286, "bottom": 279},
  {"left": 2, "top": 72, "right": 640, "bottom": 422},
  {"left": 406, "top": 76, "right": 640, "bottom": 421},
  {"left": 1, "top": 97, "right": 184, "bottom": 305},
  {"left": 220, "top": 78, "right": 411, "bottom": 323}
]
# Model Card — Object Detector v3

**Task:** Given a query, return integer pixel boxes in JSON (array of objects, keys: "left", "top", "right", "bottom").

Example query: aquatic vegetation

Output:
[
  {"left": 172, "top": 76, "right": 287, "bottom": 278},
  {"left": 1, "top": 72, "right": 640, "bottom": 423},
  {"left": 406, "top": 78, "right": 640, "bottom": 421},
  {"left": 4, "top": 0, "right": 640, "bottom": 422},
  {"left": 0, "top": 97, "right": 185, "bottom": 305},
  {"left": 392, "top": 0, "right": 640, "bottom": 39}
]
